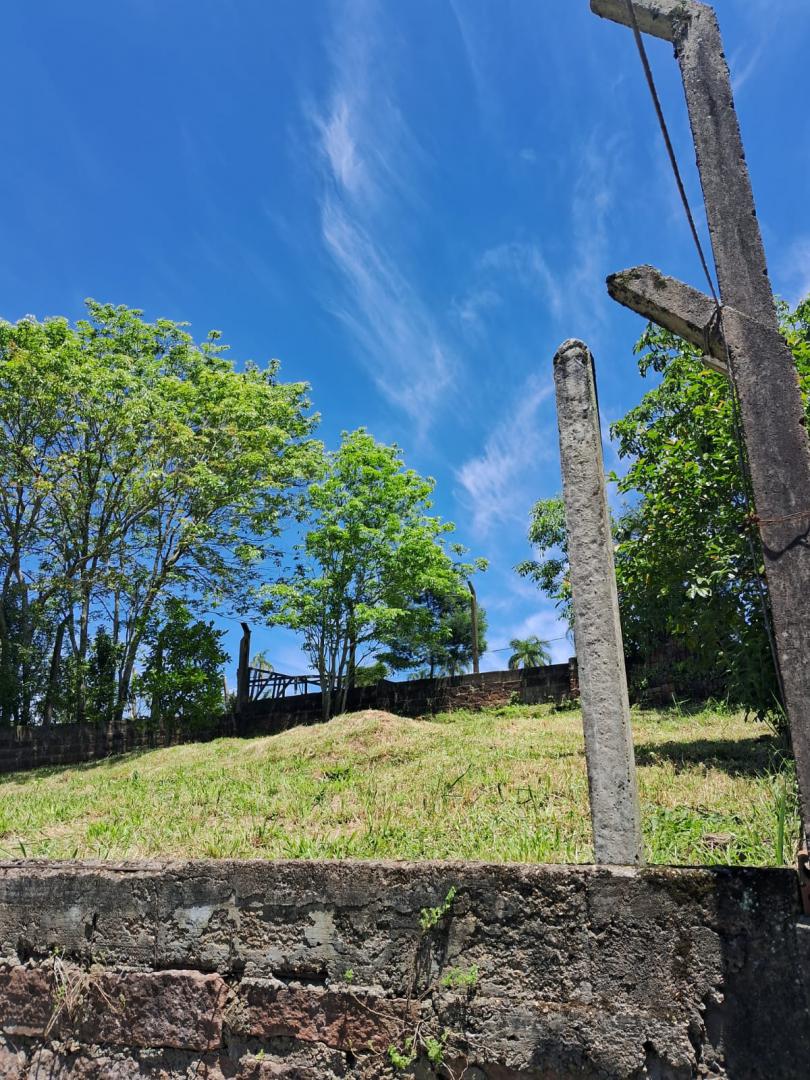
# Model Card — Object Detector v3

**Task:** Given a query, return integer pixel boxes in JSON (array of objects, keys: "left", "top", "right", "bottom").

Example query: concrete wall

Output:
[{"left": 0, "top": 859, "right": 808, "bottom": 1077}]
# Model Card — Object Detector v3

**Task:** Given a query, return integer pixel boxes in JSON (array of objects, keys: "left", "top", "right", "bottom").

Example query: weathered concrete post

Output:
[
  {"left": 553, "top": 339, "right": 643, "bottom": 865},
  {"left": 592, "top": 0, "right": 810, "bottom": 849}
]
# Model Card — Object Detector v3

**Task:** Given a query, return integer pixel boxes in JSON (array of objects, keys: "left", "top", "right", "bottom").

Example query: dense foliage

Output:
[
  {"left": 519, "top": 296, "right": 810, "bottom": 716},
  {"left": 380, "top": 586, "right": 488, "bottom": 679},
  {"left": 263, "top": 430, "right": 485, "bottom": 716},
  {"left": 138, "top": 600, "right": 228, "bottom": 733},
  {"left": 0, "top": 302, "right": 318, "bottom": 726}
]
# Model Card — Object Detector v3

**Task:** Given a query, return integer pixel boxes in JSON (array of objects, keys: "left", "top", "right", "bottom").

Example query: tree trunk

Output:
[
  {"left": 150, "top": 635, "right": 164, "bottom": 744},
  {"left": 42, "top": 619, "right": 67, "bottom": 727},
  {"left": 0, "top": 600, "right": 14, "bottom": 727}
]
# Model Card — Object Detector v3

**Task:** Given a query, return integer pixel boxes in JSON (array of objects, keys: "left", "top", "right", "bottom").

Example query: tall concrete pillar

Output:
[{"left": 553, "top": 339, "right": 643, "bottom": 865}]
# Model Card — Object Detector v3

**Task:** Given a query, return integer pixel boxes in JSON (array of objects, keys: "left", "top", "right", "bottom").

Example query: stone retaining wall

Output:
[{"left": 0, "top": 859, "right": 808, "bottom": 1077}]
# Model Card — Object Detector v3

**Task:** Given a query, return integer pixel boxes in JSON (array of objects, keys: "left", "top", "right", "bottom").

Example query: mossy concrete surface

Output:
[{"left": 0, "top": 858, "right": 808, "bottom": 1077}]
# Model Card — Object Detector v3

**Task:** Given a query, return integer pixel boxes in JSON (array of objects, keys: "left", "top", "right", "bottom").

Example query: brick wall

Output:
[
  {"left": 239, "top": 662, "right": 578, "bottom": 736},
  {"left": 0, "top": 859, "right": 808, "bottom": 1077},
  {"left": 0, "top": 665, "right": 576, "bottom": 775},
  {"left": 0, "top": 715, "right": 234, "bottom": 775}
]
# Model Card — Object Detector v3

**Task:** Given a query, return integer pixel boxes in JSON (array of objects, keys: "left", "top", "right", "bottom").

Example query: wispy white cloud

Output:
[
  {"left": 508, "top": 609, "right": 571, "bottom": 664},
  {"left": 730, "top": 41, "right": 765, "bottom": 96},
  {"left": 316, "top": 95, "right": 367, "bottom": 197},
  {"left": 455, "top": 132, "right": 619, "bottom": 351},
  {"left": 565, "top": 134, "right": 620, "bottom": 346},
  {"left": 455, "top": 374, "right": 555, "bottom": 536},
  {"left": 483, "top": 242, "right": 563, "bottom": 315},
  {"left": 308, "top": 1, "right": 456, "bottom": 431},
  {"left": 453, "top": 285, "right": 501, "bottom": 336},
  {"left": 453, "top": 133, "right": 620, "bottom": 538},
  {"left": 320, "top": 198, "right": 456, "bottom": 422},
  {"left": 453, "top": 241, "right": 563, "bottom": 338},
  {"left": 447, "top": 0, "right": 495, "bottom": 132},
  {"left": 778, "top": 235, "right": 810, "bottom": 307}
]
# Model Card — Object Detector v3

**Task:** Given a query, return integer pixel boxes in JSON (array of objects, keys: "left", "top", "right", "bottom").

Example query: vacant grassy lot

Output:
[{"left": 0, "top": 704, "right": 798, "bottom": 865}]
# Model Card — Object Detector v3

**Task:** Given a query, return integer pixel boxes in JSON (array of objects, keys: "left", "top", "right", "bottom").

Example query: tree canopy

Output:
[
  {"left": 519, "top": 295, "right": 810, "bottom": 716},
  {"left": 380, "top": 586, "right": 488, "bottom": 679},
  {"left": 263, "top": 429, "right": 485, "bottom": 716},
  {"left": 0, "top": 302, "right": 318, "bottom": 726},
  {"left": 507, "top": 636, "right": 551, "bottom": 670}
]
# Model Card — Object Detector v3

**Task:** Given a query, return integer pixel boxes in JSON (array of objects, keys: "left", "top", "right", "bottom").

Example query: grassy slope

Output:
[{"left": 0, "top": 704, "right": 798, "bottom": 865}]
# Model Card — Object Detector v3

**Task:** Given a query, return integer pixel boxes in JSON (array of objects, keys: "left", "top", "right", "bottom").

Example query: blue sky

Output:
[{"left": 2, "top": 0, "right": 808, "bottom": 680}]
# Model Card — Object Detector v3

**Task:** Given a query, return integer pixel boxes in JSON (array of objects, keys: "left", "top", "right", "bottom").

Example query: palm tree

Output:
[
  {"left": 507, "top": 635, "right": 551, "bottom": 670},
  {"left": 251, "top": 650, "right": 274, "bottom": 672}
]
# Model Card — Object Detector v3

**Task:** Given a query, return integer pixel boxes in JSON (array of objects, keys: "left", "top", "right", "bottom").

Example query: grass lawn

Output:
[{"left": 0, "top": 704, "right": 798, "bottom": 865}]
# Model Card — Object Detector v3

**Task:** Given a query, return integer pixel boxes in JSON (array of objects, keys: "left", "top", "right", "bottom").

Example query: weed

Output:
[
  {"left": 440, "top": 964, "right": 478, "bottom": 990},
  {"left": 773, "top": 773, "right": 794, "bottom": 865},
  {"left": 46, "top": 956, "right": 118, "bottom": 1037},
  {"left": 424, "top": 1031, "right": 447, "bottom": 1066},
  {"left": 419, "top": 887, "right": 457, "bottom": 933},
  {"left": 387, "top": 1037, "right": 416, "bottom": 1070},
  {"left": 0, "top": 705, "right": 796, "bottom": 867},
  {"left": 343, "top": 968, "right": 355, "bottom": 983}
]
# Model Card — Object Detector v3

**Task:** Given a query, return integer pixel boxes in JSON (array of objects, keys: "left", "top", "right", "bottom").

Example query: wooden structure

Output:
[{"left": 246, "top": 668, "right": 320, "bottom": 703}]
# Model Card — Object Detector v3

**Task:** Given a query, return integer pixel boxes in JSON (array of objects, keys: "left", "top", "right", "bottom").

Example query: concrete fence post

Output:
[{"left": 553, "top": 339, "right": 643, "bottom": 865}]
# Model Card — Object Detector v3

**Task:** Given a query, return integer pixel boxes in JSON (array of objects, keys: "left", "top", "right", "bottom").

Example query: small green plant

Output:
[
  {"left": 343, "top": 968, "right": 355, "bottom": 983},
  {"left": 670, "top": 693, "right": 690, "bottom": 719},
  {"left": 774, "top": 775, "right": 789, "bottom": 865},
  {"left": 424, "top": 1032, "right": 447, "bottom": 1067},
  {"left": 387, "top": 1037, "right": 416, "bottom": 1070},
  {"left": 439, "top": 964, "right": 479, "bottom": 990},
  {"left": 419, "top": 886, "right": 457, "bottom": 932}
]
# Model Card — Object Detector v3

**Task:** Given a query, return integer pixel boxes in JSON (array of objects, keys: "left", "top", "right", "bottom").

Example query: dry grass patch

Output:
[{"left": 0, "top": 703, "right": 797, "bottom": 865}]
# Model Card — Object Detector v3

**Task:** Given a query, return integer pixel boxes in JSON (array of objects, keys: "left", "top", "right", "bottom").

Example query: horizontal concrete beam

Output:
[
  {"left": 606, "top": 264, "right": 728, "bottom": 375},
  {"left": 590, "top": 0, "right": 707, "bottom": 42}
]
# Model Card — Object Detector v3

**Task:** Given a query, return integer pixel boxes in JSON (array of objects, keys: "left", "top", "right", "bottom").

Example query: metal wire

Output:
[
  {"left": 624, "top": 0, "right": 720, "bottom": 306},
  {"left": 623, "top": 0, "right": 786, "bottom": 704}
]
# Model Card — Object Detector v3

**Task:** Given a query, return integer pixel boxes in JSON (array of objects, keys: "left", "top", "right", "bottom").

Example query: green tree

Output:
[
  {"left": 0, "top": 316, "right": 77, "bottom": 725},
  {"left": 84, "top": 628, "right": 122, "bottom": 728},
  {"left": 507, "top": 635, "right": 551, "bottom": 670},
  {"left": 0, "top": 303, "right": 318, "bottom": 725},
  {"left": 263, "top": 430, "right": 483, "bottom": 717},
  {"left": 380, "top": 586, "right": 488, "bottom": 678},
  {"left": 516, "top": 499, "right": 571, "bottom": 619},
  {"left": 352, "top": 660, "right": 390, "bottom": 686},
  {"left": 518, "top": 296, "right": 810, "bottom": 717},
  {"left": 438, "top": 590, "right": 488, "bottom": 676},
  {"left": 138, "top": 599, "right": 227, "bottom": 734},
  {"left": 251, "top": 651, "right": 274, "bottom": 672}
]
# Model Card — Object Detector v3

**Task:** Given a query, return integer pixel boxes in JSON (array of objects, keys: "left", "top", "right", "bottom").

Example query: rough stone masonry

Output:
[{"left": 0, "top": 859, "right": 809, "bottom": 1078}]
